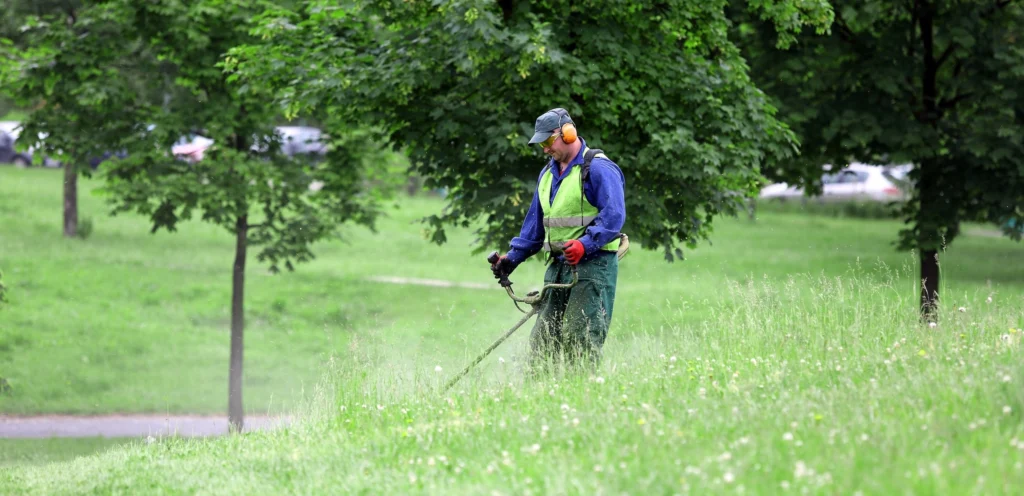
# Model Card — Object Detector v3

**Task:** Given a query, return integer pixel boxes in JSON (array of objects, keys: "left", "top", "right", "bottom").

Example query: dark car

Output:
[{"left": 0, "top": 130, "right": 32, "bottom": 167}]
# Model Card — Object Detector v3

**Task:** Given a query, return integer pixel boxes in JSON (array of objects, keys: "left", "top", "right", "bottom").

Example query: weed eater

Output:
[{"left": 441, "top": 234, "right": 630, "bottom": 392}]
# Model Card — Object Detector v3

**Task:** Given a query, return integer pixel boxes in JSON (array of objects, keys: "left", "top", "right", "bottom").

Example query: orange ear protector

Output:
[{"left": 555, "top": 109, "right": 578, "bottom": 144}]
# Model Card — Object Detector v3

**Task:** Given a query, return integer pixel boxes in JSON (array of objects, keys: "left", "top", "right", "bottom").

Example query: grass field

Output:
[
  {"left": 0, "top": 437, "right": 138, "bottom": 467},
  {"left": 2, "top": 166, "right": 1024, "bottom": 493}
]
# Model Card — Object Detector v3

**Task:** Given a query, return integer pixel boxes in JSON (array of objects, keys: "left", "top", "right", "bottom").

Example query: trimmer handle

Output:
[{"left": 487, "top": 251, "right": 513, "bottom": 288}]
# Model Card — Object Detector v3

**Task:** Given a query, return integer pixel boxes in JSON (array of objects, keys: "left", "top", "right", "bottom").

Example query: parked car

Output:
[
  {"left": 760, "top": 162, "right": 909, "bottom": 202},
  {"left": 0, "top": 121, "right": 63, "bottom": 167},
  {"left": 276, "top": 126, "right": 326, "bottom": 158},
  {"left": 0, "top": 121, "right": 32, "bottom": 166}
]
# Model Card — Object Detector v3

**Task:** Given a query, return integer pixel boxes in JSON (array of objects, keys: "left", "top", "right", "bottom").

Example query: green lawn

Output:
[
  {"left": 0, "top": 110, "right": 26, "bottom": 122},
  {"left": 1, "top": 167, "right": 1022, "bottom": 416},
  {"left": 0, "top": 437, "right": 139, "bottom": 467},
  {"left": 2, "top": 167, "right": 1024, "bottom": 492}
]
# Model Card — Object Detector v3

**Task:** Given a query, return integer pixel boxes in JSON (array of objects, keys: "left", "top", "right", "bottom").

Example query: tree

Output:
[
  {"left": 0, "top": 0, "right": 124, "bottom": 238},
  {"left": 6, "top": 0, "right": 391, "bottom": 431},
  {"left": 227, "top": 0, "right": 833, "bottom": 262},
  {"left": 734, "top": 0, "right": 1024, "bottom": 316}
]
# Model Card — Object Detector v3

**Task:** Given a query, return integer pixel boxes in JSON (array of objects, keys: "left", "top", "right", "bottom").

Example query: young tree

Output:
[
  {"left": 735, "top": 0, "right": 1024, "bottom": 315},
  {"left": 228, "top": 0, "right": 833, "bottom": 262},
  {"left": 7, "top": 0, "right": 391, "bottom": 431},
  {"left": 105, "top": 0, "right": 394, "bottom": 432},
  {"left": 0, "top": 1, "right": 140, "bottom": 238}
]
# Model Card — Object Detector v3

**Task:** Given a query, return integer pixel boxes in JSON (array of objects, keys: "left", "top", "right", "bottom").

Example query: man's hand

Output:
[
  {"left": 563, "top": 239, "right": 585, "bottom": 265},
  {"left": 490, "top": 254, "right": 515, "bottom": 282}
]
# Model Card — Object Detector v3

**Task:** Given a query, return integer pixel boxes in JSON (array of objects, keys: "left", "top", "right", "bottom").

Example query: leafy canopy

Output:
[
  {"left": 736, "top": 0, "right": 1024, "bottom": 249},
  {"left": 228, "top": 0, "right": 833, "bottom": 261}
]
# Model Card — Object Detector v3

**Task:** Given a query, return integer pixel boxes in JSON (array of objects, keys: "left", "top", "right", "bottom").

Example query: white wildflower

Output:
[
  {"left": 794, "top": 461, "right": 813, "bottom": 479},
  {"left": 958, "top": 307, "right": 966, "bottom": 313},
  {"left": 1004, "top": 406, "right": 1012, "bottom": 415},
  {"left": 434, "top": 365, "right": 443, "bottom": 373},
  {"left": 670, "top": 356, "right": 678, "bottom": 363},
  {"left": 783, "top": 432, "right": 794, "bottom": 441},
  {"left": 723, "top": 472, "right": 735, "bottom": 484},
  {"left": 929, "top": 322, "right": 937, "bottom": 329}
]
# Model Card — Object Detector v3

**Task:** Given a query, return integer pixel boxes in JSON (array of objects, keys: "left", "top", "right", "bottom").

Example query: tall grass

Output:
[{"left": 6, "top": 270, "right": 1022, "bottom": 494}]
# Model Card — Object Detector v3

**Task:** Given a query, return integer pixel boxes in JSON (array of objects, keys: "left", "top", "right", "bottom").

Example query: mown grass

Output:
[
  {"left": 1, "top": 166, "right": 1022, "bottom": 418},
  {"left": 3, "top": 272, "right": 1023, "bottom": 494},
  {"left": 0, "top": 437, "right": 138, "bottom": 467}
]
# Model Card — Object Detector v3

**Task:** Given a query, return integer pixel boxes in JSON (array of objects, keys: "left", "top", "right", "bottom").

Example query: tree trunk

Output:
[
  {"left": 63, "top": 163, "right": 77, "bottom": 238},
  {"left": 228, "top": 215, "right": 247, "bottom": 433},
  {"left": 920, "top": 249, "right": 939, "bottom": 318}
]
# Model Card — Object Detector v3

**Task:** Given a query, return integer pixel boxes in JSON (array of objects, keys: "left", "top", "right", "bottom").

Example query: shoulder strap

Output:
[{"left": 582, "top": 148, "right": 606, "bottom": 183}]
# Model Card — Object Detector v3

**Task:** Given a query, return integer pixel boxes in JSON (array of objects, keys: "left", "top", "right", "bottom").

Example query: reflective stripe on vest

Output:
[{"left": 538, "top": 147, "right": 620, "bottom": 253}]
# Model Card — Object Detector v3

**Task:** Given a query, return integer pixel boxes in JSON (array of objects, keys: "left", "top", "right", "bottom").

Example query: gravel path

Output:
[{"left": 0, "top": 415, "right": 291, "bottom": 439}]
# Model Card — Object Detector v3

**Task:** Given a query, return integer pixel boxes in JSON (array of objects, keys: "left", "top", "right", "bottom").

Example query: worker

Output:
[{"left": 490, "top": 108, "right": 626, "bottom": 375}]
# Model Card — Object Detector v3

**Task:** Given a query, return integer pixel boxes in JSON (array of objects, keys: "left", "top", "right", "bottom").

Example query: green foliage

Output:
[
  {"left": 0, "top": 2, "right": 145, "bottom": 169},
  {"left": 48, "top": 0, "right": 389, "bottom": 274},
  {"left": 735, "top": 0, "right": 1024, "bottom": 252},
  {"left": 228, "top": 0, "right": 833, "bottom": 261}
]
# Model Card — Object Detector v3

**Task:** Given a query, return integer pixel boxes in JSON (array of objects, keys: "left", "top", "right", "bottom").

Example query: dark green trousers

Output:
[{"left": 528, "top": 251, "right": 619, "bottom": 375}]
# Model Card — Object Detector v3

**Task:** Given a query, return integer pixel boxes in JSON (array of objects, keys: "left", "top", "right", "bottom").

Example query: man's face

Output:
[{"left": 540, "top": 129, "right": 573, "bottom": 163}]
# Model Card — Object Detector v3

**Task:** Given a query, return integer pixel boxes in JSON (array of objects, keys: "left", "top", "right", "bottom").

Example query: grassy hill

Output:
[{"left": 1, "top": 166, "right": 1023, "bottom": 493}]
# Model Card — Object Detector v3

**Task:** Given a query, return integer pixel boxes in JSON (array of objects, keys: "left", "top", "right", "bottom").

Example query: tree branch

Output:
[
  {"left": 939, "top": 92, "right": 974, "bottom": 109},
  {"left": 935, "top": 42, "right": 956, "bottom": 69},
  {"left": 832, "top": 9, "right": 860, "bottom": 47}
]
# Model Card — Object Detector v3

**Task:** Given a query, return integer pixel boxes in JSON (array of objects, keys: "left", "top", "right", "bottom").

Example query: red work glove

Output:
[{"left": 562, "top": 239, "right": 585, "bottom": 265}]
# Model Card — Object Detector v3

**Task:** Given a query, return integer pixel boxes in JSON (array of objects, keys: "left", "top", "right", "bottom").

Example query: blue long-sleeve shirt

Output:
[{"left": 507, "top": 138, "right": 626, "bottom": 266}]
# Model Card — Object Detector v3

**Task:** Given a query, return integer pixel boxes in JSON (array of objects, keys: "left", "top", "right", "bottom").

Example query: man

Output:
[{"left": 490, "top": 108, "right": 626, "bottom": 374}]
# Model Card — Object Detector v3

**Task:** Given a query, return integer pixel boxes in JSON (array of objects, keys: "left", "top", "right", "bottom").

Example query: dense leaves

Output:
[
  {"left": 735, "top": 0, "right": 1024, "bottom": 310},
  {"left": 228, "top": 0, "right": 832, "bottom": 261},
  {"left": 0, "top": 2, "right": 143, "bottom": 169}
]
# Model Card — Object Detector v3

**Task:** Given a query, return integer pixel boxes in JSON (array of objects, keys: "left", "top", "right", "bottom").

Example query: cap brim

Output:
[{"left": 528, "top": 131, "right": 553, "bottom": 144}]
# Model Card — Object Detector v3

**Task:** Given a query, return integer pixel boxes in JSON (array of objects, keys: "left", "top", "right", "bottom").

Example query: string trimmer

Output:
[{"left": 441, "top": 235, "right": 630, "bottom": 392}]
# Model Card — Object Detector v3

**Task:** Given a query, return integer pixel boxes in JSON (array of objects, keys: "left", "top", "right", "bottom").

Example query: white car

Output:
[{"left": 760, "top": 162, "right": 909, "bottom": 202}]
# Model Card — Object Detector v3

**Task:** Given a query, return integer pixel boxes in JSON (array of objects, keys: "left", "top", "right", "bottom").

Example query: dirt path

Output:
[
  {"left": 365, "top": 275, "right": 501, "bottom": 290},
  {"left": 0, "top": 415, "right": 291, "bottom": 439}
]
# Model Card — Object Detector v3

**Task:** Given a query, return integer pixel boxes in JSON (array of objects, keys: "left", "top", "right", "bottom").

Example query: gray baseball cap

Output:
[{"left": 528, "top": 108, "right": 573, "bottom": 144}]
